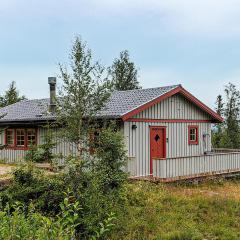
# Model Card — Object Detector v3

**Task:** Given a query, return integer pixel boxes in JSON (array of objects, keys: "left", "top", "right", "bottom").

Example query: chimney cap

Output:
[{"left": 48, "top": 77, "right": 56, "bottom": 85}]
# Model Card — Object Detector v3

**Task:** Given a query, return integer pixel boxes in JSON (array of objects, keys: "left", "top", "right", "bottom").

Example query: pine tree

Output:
[
  {"left": 109, "top": 50, "right": 141, "bottom": 91},
  {"left": 0, "top": 81, "right": 26, "bottom": 107}
]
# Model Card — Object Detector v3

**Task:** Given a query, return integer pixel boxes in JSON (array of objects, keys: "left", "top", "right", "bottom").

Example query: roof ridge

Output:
[{"left": 114, "top": 84, "right": 181, "bottom": 93}]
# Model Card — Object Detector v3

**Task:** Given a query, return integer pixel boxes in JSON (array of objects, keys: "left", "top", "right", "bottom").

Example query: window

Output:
[
  {"left": 16, "top": 129, "right": 25, "bottom": 147},
  {"left": 188, "top": 126, "right": 198, "bottom": 145},
  {"left": 5, "top": 128, "right": 37, "bottom": 149},
  {"left": 6, "top": 129, "right": 14, "bottom": 146},
  {"left": 27, "top": 129, "right": 36, "bottom": 146}
]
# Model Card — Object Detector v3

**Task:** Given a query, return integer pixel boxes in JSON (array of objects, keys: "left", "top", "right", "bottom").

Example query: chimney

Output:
[{"left": 48, "top": 77, "right": 56, "bottom": 113}]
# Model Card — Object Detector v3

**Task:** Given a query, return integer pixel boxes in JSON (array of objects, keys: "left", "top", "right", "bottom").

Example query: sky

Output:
[{"left": 1, "top": 0, "right": 240, "bottom": 108}]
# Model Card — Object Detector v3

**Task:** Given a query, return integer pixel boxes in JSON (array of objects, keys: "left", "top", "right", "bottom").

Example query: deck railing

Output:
[{"left": 153, "top": 152, "right": 240, "bottom": 180}]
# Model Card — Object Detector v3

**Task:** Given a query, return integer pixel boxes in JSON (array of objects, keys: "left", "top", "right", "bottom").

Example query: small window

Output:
[
  {"left": 16, "top": 129, "right": 25, "bottom": 147},
  {"left": 188, "top": 126, "right": 198, "bottom": 145},
  {"left": 6, "top": 129, "right": 14, "bottom": 146},
  {"left": 27, "top": 129, "right": 36, "bottom": 146}
]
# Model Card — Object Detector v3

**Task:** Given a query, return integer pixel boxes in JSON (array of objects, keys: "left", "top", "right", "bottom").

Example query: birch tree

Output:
[{"left": 57, "top": 37, "right": 110, "bottom": 157}]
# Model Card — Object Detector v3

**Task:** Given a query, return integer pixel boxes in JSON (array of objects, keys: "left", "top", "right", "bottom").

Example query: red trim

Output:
[
  {"left": 149, "top": 126, "right": 167, "bottom": 175},
  {"left": 188, "top": 125, "right": 199, "bottom": 145},
  {"left": 122, "top": 86, "right": 223, "bottom": 123},
  {"left": 5, "top": 129, "right": 14, "bottom": 147},
  {"left": 127, "top": 118, "right": 212, "bottom": 123},
  {"left": 122, "top": 87, "right": 181, "bottom": 121},
  {"left": 5, "top": 128, "right": 38, "bottom": 150}
]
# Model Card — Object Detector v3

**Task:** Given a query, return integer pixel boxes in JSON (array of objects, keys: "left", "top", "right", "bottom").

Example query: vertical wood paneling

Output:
[
  {"left": 153, "top": 153, "right": 240, "bottom": 179},
  {"left": 124, "top": 121, "right": 212, "bottom": 177},
  {"left": 133, "top": 93, "right": 211, "bottom": 120}
]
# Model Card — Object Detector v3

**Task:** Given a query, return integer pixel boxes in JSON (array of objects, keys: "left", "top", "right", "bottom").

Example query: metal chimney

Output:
[{"left": 48, "top": 77, "right": 56, "bottom": 113}]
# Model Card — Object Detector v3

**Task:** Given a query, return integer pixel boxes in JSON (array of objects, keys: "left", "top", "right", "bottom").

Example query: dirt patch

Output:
[{"left": 0, "top": 164, "right": 15, "bottom": 176}]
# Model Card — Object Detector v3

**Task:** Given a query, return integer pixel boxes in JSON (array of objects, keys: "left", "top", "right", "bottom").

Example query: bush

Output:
[
  {"left": 13, "top": 163, "right": 39, "bottom": 185},
  {"left": 0, "top": 164, "right": 65, "bottom": 215},
  {"left": 0, "top": 191, "right": 116, "bottom": 240},
  {"left": 25, "top": 146, "right": 46, "bottom": 163},
  {"left": 25, "top": 127, "right": 56, "bottom": 163}
]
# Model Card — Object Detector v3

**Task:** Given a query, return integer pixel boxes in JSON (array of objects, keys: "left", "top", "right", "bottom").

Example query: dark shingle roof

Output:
[{"left": 0, "top": 85, "right": 179, "bottom": 123}]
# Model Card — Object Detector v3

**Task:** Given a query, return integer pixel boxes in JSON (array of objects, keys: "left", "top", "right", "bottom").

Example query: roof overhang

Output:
[{"left": 121, "top": 86, "right": 223, "bottom": 123}]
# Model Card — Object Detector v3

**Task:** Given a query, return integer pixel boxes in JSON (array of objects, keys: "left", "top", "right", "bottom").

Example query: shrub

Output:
[
  {"left": 0, "top": 164, "right": 65, "bottom": 215},
  {"left": 0, "top": 191, "right": 116, "bottom": 240},
  {"left": 12, "top": 163, "right": 39, "bottom": 185},
  {"left": 25, "top": 126, "right": 56, "bottom": 163}
]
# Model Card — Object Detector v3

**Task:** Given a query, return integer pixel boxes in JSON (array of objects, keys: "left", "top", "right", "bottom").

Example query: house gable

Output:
[
  {"left": 131, "top": 93, "right": 212, "bottom": 120},
  {"left": 122, "top": 86, "right": 223, "bottom": 123}
]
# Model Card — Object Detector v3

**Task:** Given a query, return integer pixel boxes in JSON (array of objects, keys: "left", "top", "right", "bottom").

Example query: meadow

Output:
[{"left": 110, "top": 179, "right": 240, "bottom": 240}]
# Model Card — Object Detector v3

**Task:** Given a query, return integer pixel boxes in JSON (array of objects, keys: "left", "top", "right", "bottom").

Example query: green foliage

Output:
[
  {"left": 0, "top": 164, "right": 65, "bottom": 215},
  {"left": 0, "top": 190, "right": 116, "bottom": 239},
  {"left": 109, "top": 181, "right": 240, "bottom": 240},
  {"left": 57, "top": 36, "right": 110, "bottom": 156},
  {"left": 93, "top": 125, "right": 128, "bottom": 192},
  {"left": 91, "top": 212, "right": 116, "bottom": 240},
  {"left": 0, "top": 81, "right": 26, "bottom": 107},
  {"left": 0, "top": 125, "right": 127, "bottom": 237},
  {"left": 213, "top": 83, "right": 240, "bottom": 148},
  {"left": 0, "top": 193, "right": 78, "bottom": 239},
  {"left": 57, "top": 124, "right": 127, "bottom": 238},
  {"left": 12, "top": 163, "right": 39, "bottom": 185},
  {"left": 108, "top": 50, "right": 141, "bottom": 91},
  {"left": 25, "top": 126, "right": 56, "bottom": 163}
]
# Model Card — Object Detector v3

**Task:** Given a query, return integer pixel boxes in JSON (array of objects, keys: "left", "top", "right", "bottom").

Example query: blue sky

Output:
[{"left": 1, "top": 0, "right": 240, "bottom": 108}]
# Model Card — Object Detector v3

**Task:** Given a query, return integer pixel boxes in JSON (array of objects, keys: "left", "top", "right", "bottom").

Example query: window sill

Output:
[
  {"left": 5, "top": 146, "right": 29, "bottom": 150},
  {"left": 189, "top": 142, "right": 198, "bottom": 145}
]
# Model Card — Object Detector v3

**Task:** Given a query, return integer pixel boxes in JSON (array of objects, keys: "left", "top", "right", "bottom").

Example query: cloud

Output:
[
  {"left": 86, "top": 0, "right": 240, "bottom": 38},
  {"left": 1, "top": 0, "right": 240, "bottom": 38}
]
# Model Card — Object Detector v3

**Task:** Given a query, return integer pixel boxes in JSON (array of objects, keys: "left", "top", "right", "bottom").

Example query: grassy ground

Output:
[
  {"left": 111, "top": 179, "right": 240, "bottom": 240},
  {"left": 0, "top": 163, "right": 16, "bottom": 179},
  {"left": 0, "top": 163, "right": 55, "bottom": 182}
]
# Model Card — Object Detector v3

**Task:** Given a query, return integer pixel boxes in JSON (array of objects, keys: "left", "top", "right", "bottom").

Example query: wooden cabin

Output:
[{"left": 1, "top": 78, "right": 240, "bottom": 181}]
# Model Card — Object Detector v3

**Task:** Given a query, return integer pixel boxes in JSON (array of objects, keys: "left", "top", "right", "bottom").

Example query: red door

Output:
[{"left": 150, "top": 127, "right": 166, "bottom": 175}]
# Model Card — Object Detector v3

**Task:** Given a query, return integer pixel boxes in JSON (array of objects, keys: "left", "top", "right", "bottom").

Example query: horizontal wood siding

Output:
[
  {"left": 133, "top": 94, "right": 211, "bottom": 120},
  {"left": 153, "top": 153, "right": 240, "bottom": 179},
  {"left": 124, "top": 121, "right": 211, "bottom": 177}
]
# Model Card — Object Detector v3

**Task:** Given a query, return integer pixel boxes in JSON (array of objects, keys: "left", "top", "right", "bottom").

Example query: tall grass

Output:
[{"left": 110, "top": 181, "right": 240, "bottom": 240}]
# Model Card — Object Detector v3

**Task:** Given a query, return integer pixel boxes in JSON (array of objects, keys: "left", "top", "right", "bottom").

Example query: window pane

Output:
[
  {"left": 27, "top": 129, "right": 36, "bottom": 146},
  {"left": 16, "top": 129, "right": 25, "bottom": 147},
  {"left": 189, "top": 128, "right": 197, "bottom": 142},
  {"left": 6, "top": 129, "right": 14, "bottom": 146}
]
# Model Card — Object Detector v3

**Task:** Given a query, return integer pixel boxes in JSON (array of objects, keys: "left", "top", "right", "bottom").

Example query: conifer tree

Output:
[
  {"left": 212, "top": 95, "right": 224, "bottom": 147},
  {"left": 109, "top": 50, "right": 141, "bottom": 91},
  {"left": 0, "top": 81, "right": 26, "bottom": 107},
  {"left": 223, "top": 83, "right": 240, "bottom": 148}
]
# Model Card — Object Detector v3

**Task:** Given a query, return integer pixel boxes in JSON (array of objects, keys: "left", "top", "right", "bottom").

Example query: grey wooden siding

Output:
[
  {"left": 153, "top": 152, "right": 240, "bottom": 179},
  {"left": 133, "top": 94, "right": 211, "bottom": 120},
  {"left": 124, "top": 121, "right": 211, "bottom": 177}
]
